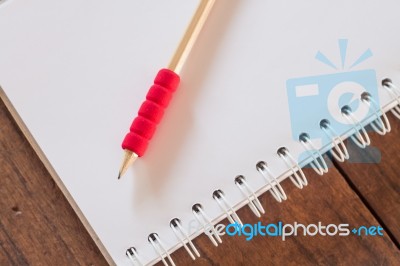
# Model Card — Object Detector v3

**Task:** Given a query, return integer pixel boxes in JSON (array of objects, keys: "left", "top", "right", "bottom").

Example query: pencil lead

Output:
[{"left": 118, "top": 150, "right": 138, "bottom": 179}]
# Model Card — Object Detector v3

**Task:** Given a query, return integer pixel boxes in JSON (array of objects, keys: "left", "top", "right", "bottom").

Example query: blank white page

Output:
[{"left": 1, "top": 0, "right": 399, "bottom": 265}]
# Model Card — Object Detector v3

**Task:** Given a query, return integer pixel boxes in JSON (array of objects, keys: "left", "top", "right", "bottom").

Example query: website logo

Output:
[
  {"left": 286, "top": 39, "right": 381, "bottom": 163},
  {"left": 202, "top": 221, "right": 384, "bottom": 241}
]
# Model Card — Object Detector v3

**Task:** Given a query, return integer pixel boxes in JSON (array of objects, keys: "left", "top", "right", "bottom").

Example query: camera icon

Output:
[{"left": 286, "top": 69, "right": 379, "bottom": 160}]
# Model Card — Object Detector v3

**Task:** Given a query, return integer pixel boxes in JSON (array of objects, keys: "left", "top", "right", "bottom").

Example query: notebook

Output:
[{"left": 1, "top": 0, "right": 399, "bottom": 265}]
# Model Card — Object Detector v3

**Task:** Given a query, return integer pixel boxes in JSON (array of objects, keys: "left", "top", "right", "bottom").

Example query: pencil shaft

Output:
[
  {"left": 119, "top": 0, "right": 215, "bottom": 178},
  {"left": 168, "top": 0, "right": 215, "bottom": 74}
]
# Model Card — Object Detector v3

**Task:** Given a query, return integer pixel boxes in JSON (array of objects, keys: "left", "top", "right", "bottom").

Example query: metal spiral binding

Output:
[
  {"left": 298, "top": 133, "right": 329, "bottom": 175},
  {"left": 320, "top": 119, "right": 349, "bottom": 162},
  {"left": 361, "top": 92, "right": 391, "bottom": 135},
  {"left": 234, "top": 175, "right": 265, "bottom": 217},
  {"left": 170, "top": 218, "right": 200, "bottom": 260},
  {"left": 212, "top": 190, "right": 243, "bottom": 225},
  {"left": 192, "top": 204, "right": 222, "bottom": 246},
  {"left": 341, "top": 105, "right": 371, "bottom": 148},
  {"left": 126, "top": 247, "right": 144, "bottom": 266},
  {"left": 127, "top": 78, "right": 399, "bottom": 266},
  {"left": 277, "top": 147, "right": 308, "bottom": 189},
  {"left": 382, "top": 78, "right": 400, "bottom": 119},
  {"left": 255, "top": 161, "right": 287, "bottom": 202},
  {"left": 148, "top": 233, "right": 175, "bottom": 266}
]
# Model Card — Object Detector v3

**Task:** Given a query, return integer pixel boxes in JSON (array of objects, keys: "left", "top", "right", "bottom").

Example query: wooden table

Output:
[{"left": 0, "top": 97, "right": 399, "bottom": 265}]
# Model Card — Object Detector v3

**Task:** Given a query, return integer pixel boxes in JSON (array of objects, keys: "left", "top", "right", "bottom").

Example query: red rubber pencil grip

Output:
[{"left": 122, "top": 69, "right": 180, "bottom": 157}]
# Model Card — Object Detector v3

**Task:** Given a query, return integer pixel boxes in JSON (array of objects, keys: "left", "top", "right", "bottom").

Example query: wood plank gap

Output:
[{"left": 332, "top": 159, "right": 400, "bottom": 248}]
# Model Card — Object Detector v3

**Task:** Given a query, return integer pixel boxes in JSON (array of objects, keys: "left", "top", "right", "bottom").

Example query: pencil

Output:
[{"left": 118, "top": 0, "right": 216, "bottom": 179}]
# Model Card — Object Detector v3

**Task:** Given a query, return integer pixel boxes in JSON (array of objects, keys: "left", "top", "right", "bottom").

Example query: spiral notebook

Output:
[{"left": 1, "top": 0, "right": 400, "bottom": 265}]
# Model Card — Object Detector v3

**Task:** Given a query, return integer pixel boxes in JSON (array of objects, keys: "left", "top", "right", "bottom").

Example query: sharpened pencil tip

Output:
[{"left": 118, "top": 150, "right": 138, "bottom": 180}]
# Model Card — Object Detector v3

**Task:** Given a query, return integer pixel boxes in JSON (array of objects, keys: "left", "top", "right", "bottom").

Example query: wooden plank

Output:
[
  {"left": 333, "top": 112, "right": 400, "bottom": 245},
  {"left": 0, "top": 100, "right": 108, "bottom": 266},
  {"left": 170, "top": 167, "right": 400, "bottom": 265}
]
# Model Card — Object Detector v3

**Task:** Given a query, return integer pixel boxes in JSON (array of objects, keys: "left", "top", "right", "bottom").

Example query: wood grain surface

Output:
[{"left": 0, "top": 97, "right": 399, "bottom": 265}]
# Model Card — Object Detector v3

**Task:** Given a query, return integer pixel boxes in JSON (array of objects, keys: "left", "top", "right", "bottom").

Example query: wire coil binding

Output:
[
  {"left": 341, "top": 105, "right": 371, "bottom": 148},
  {"left": 192, "top": 204, "right": 222, "bottom": 246},
  {"left": 234, "top": 175, "right": 265, "bottom": 217},
  {"left": 320, "top": 119, "right": 349, "bottom": 162},
  {"left": 170, "top": 218, "right": 200, "bottom": 260},
  {"left": 126, "top": 247, "right": 144, "bottom": 266},
  {"left": 299, "top": 133, "right": 329, "bottom": 175},
  {"left": 148, "top": 233, "right": 175, "bottom": 266},
  {"left": 277, "top": 147, "right": 308, "bottom": 189},
  {"left": 212, "top": 190, "right": 243, "bottom": 225},
  {"left": 382, "top": 78, "right": 400, "bottom": 119},
  {"left": 256, "top": 162, "right": 287, "bottom": 202},
  {"left": 361, "top": 92, "right": 391, "bottom": 135}
]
